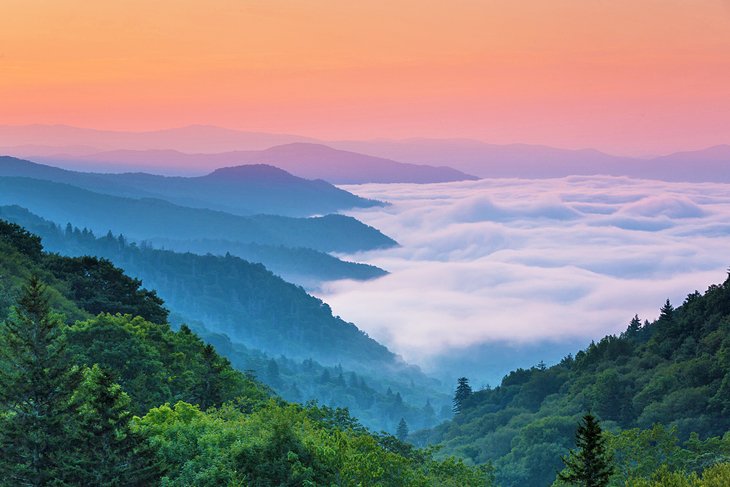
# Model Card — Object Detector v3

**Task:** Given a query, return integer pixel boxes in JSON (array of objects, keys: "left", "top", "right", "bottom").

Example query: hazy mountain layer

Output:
[
  {"left": 0, "top": 155, "right": 381, "bottom": 217},
  {"left": 35, "top": 143, "right": 478, "bottom": 184},
  {"left": 0, "top": 176, "right": 397, "bottom": 253},
  {"left": 0, "top": 210, "right": 450, "bottom": 432},
  {"left": 332, "top": 139, "right": 730, "bottom": 182},
  {"left": 0, "top": 124, "right": 317, "bottom": 152}
]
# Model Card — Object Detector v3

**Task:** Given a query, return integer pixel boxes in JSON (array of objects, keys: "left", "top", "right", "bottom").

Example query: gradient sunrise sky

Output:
[{"left": 1, "top": 0, "right": 729, "bottom": 155}]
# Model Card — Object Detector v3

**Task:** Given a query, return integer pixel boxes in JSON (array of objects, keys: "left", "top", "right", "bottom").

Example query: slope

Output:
[
  {"left": 0, "top": 209, "right": 449, "bottom": 432},
  {"left": 417, "top": 274, "right": 730, "bottom": 486},
  {"left": 0, "top": 219, "right": 488, "bottom": 485},
  {"left": 0, "top": 155, "right": 381, "bottom": 217},
  {"left": 331, "top": 139, "right": 730, "bottom": 182},
  {"left": 38, "top": 144, "right": 479, "bottom": 183},
  {"left": 0, "top": 176, "right": 396, "bottom": 253}
]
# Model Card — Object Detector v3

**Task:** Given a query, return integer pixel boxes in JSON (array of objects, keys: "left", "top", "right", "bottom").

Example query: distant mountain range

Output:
[
  {"left": 0, "top": 176, "right": 396, "bottom": 253},
  {"left": 3, "top": 124, "right": 726, "bottom": 183},
  {"left": 0, "top": 155, "right": 394, "bottom": 286},
  {"left": 331, "top": 139, "right": 730, "bottom": 182},
  {"left": 0, "top": 155, "right": 380, "bottom": 217},
  {"left": 33, "top": 143, "right": 477, "bottom": 184},
  {"left": 0, "top": 124, "right": 316, "bottom": 152}
]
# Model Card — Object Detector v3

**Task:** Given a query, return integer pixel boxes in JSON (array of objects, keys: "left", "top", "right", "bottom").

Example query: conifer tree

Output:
[
  {"left": 0, "top": 276, "right": 80, "bottom": 485},
  {"left": 69, "top": 364, "right": 160, "bottom": 486},
  {"left": 197, "top": 343, "right": 228, "bottom": 410},
  {"left": 453, "top": 377, "right": 473, "bottom": 414},
  {"left": 557, "top": 413, "right": 614, "bottom": 487},
  {"left": 626, "top": 314, "right": 641, "bottom": 336},
  {"left": 659, "top": 299, "right": 674, "bottom": 321},
  {"left": 396, "top": 418, "right": 409, "bottom": 442}
]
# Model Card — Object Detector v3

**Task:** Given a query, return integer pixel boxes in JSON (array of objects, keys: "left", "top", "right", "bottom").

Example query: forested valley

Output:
[
  {"left": 0, "top": 206, "right": 452, "bottom": 434},
  {"left": 2, "top": 211, "right": 730, "bottom": 486},
  {"left": 0, "top": 218, "right": 489, "bottom": 485}
]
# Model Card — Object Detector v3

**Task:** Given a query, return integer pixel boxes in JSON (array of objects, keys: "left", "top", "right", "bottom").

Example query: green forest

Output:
[
  {"left": 0, "top": 219, "right": 488, "bottom": 485},
  {"left": 0, "top": 205, "right": 451, "bottom": 433},
  {"left": 3, "top": 217, "right": 730, "bottom": 486},
  {"left": 415, "top": 269, "right": 730, "bottom": 485}
]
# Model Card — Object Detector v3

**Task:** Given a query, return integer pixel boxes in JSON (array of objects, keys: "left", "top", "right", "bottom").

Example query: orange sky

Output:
[{"left": 1, "top": 0, "right": 729, "bottom": 155}]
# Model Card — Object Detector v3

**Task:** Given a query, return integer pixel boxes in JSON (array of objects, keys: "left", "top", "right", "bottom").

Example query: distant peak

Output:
[{"left": 206, "top": 164, "right": 297, "bottom": 180}]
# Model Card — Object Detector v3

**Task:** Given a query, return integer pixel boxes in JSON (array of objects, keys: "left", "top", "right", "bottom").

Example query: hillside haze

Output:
[{"left": 0, "top": 155, "right": 381, "bottom": 217}]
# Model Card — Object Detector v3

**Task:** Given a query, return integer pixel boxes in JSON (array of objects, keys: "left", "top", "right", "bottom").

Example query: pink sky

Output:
[{"left": 1, "top": 0, "right": 729, "bottom": 155}]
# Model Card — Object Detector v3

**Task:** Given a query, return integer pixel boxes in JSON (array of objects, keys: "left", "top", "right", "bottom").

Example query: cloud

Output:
[
  {"left": 318, "top": 176, "right": 730, "bottom": 373},
  {"left": 619, "top": 195, "right": 707, "bottom": 218}
]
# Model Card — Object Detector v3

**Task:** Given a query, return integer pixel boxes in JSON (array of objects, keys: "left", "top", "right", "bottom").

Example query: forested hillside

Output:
[
  {"left": 0, "top": 176, "right": 396, "bottom": 253},
  {"left": 0, "top": 210, "right": 451, "bottom": 433},
  {"left": 415, "top": 273, "right": 730, "bottom": 486},
  {"left": 0, "top": 207, "right": 393, "bottom": 365},
  {"left": 0, "top": 203, "right": 386, "bottom": 288},
  {"left": 0, "top": 218, "right": 489, "bottom": 485},
  {"left": 0, "top": 155, "right": 382, "bottom": 216}
]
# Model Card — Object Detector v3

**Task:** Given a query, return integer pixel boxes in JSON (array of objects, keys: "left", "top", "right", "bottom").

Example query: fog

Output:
[{"left": 318, "top": 176, "right": 730, "bottom": 373}]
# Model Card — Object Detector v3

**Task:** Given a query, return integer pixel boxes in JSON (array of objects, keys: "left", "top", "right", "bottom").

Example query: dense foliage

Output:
[
  {"left": 0, "top": 223, "right": 489, "bottom": 486},
  {"left": 416, "top": 273, "right": 730, "bottom": 486},
  {"left": 0, "top": 207, "right": 451, "bottom": 432}
]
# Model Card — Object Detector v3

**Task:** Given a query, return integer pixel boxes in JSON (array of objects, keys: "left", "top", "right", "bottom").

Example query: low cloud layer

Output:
[{"left": 317, "top": 176, "right": 730, "bottom": 368}]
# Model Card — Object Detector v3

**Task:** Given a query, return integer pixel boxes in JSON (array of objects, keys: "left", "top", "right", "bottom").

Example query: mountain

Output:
[
  {"left": 0, "top": 207, "right": 394, "bottom": 366},
  {"left": 331, "top": 139, "right": 730, "bottom": 182},
  {"left": 0, "top": 204, "right": 385, "bottom": 288},
  {"left": 416, "top": 275, "right": 730, "bottom": 486},
  {"left": 3, "top": 124, "right": 728, "bottom": 183},
  {"left": 0, "top": 123, "right": 317, "bottom": 152},
  {"left": 0, "top": 155, "right": 381, "bottom": 217},
  {"left": 0, "top": 207, "right": 450, "bottom": 433},
  {"left": 330, "top": 138, "right": 638, "bottom": 177},
  {"left": 35, "top": 143, "right": 478, "bottom": 183},
  {"left": 646, "top": 145, "right": 730, "bottom": 182},
  {"left": 0, "top": 176, "right": 396, "bottom": 253},
  {"left": 0, "top": 220, "right": 483, "bottom": 485}
]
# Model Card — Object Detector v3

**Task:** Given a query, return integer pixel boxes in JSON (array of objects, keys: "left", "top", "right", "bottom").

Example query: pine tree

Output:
[
  {"left": 396, "top": 418, "right": 409, "bottom": 442},
  {"left": 197, "top": 343, "right": 228, "bottom": 410},
  {"left": 69, "top": 365, "right": 160, "bottom": 485},
  {"left": 659, "top": 299, "right": 674, "bottom": 321},
  {"left": 626, "top": 314, "right": 641, "bottom": 336},
  {"left": 453, "top": 377, "right": 472, "bottom": 414},
  {"left": 0, "top": 276, "right": 81, "bottom": 485},
  {"left": 557, "top": 413, "right": 614, "bottom": 486}
]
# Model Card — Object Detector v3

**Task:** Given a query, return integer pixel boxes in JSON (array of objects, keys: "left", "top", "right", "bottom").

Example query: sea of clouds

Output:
[{"left": 319, "top": 176, "right": 730, "bottom": 374}]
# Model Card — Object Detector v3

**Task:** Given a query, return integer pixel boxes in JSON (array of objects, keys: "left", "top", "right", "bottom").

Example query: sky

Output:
[
  {"left": 1, "top": 1, "right": 729, "bottom": 155},
  {"left": 318, "top": 177, "right": 730, "bottom": 370}
]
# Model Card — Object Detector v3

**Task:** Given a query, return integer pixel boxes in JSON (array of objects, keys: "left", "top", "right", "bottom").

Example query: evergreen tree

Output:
[
  {"left": 422, "top": 399, "right": 436, "bottom": 426},
  {"left": 625, "top": 314, "right": 641, "bottom": 336},
  {"left": 0, "top": 276, "right": 80, "bottom": 485},
  {"left": 197, "top": 343, "right": 228, "bottom": 410},
  {"left": 453, "top": 377, "right": 472, "bottom": 414},
  {"left": 69, "top": 364, "right": 160, "bottom": 486},
  {"left": 659, "top": 299, "right": 674, "bottom": 321},
  {"left": 396, "top": 418, "right": 409, "bottom": 442},
  {"left": 557, "top": 413, "right": 614, "bottom": 487}
]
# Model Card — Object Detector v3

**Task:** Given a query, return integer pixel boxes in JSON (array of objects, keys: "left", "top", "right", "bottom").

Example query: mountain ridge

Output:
[{"left": 0, "top": 155, "right": 381, "bottom": 217}]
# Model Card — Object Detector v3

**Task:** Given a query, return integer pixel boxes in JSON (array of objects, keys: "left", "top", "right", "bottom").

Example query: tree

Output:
[
  {"left": 0, "top": 276, "right": 80, "bottom": 485},
  {"left": 624, "top": 314, "right": 641, "bottom": 337},
  {"left": 453, "top": 377, "right": 473, "bottom": 414},
  {"left": 557, "top": 413, "right": 614, "bottom": 486},
  {"left": 396, "top": 418, "right": 409, "bottom": 442},
  {"left": 659, "top": 299, "right": 674, "bottom": 321},
  {"left": 68, "top": 364, "right": 160, "bottom": 485}
]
